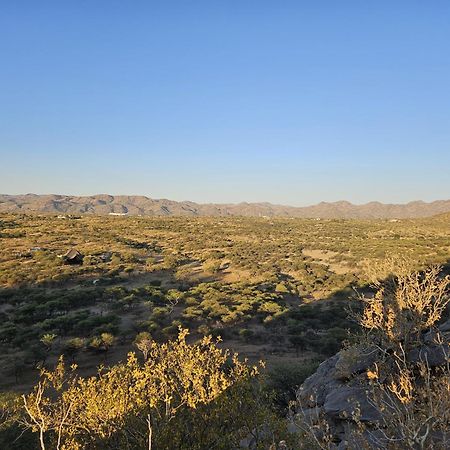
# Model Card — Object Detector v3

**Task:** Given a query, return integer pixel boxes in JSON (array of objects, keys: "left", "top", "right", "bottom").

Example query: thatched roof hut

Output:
[{"left": 63, "top": 248, "right": 84, "bottom": 265}]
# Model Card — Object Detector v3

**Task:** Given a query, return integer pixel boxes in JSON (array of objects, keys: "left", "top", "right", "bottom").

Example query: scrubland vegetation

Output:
[{"left": 0, "top": 213, "right": 449, "bottom": 448}]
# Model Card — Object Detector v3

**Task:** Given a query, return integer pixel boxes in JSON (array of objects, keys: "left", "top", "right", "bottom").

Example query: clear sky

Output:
[{"left": 1, "top": 1, "right": 449, "bottom": 206}]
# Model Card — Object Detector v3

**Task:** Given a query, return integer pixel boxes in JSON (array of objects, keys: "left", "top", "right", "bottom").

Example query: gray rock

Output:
[
  {"left": 294, "top": 406, "right": 323, "bottom": 426},
  {"left": 335, "top": 347, "right": 379, "bottom": 380},
  {"left": 297, "top": 354, "right": 343, "bottom": 406},
  {"left": 423, "top": 321, "right": 450, "bottom": 343},
  {"left": 324, "top": 386, "right": 381, "bottom": 422},
  {"left": 438, "top": 319, "right": 450, "bottom": 333},
  {"left": 407, "top": 343, "right": 449, "bottom": 367},
  {"left": 295, "top": 333, "right": 449, "bottom": 450},
  {"left": 340, "top": 428, "right": 387, "bottom": 450}
]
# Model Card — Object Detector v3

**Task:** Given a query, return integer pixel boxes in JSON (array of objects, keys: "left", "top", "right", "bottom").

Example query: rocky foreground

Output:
[{"left": 295, "top": 320, "right": 450, "bottom": 449}]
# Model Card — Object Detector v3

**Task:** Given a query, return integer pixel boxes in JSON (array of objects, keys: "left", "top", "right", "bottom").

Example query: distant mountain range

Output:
[{"left": 1, "top": 194, "right": 450, "bottom": 219}]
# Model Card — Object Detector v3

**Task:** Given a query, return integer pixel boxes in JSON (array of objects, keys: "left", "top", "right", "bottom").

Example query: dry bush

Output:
[
  {"left": 294, "top": 259, "right": 450, "bottom": 449},
  {"left": 363, "top": 350, "right": 450, "bottom": 449},
  {"left": 19, "top": 328, "right": 267, "bottom": 450},
  {"left": 357, "top": 257, "right": 450, "bottom": 349},
  {"left": 357, "top": 261, "right": 450, "bottom": 449}
]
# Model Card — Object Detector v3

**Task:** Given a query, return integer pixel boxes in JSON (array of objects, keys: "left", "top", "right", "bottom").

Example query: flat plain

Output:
[{"left": 1, "top": 212, "right": 449, "bottom": 390}]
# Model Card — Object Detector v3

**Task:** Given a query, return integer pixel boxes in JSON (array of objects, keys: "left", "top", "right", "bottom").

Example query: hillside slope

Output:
[{"left": 1, "top": 194, "right": 450, "bottom": 218}]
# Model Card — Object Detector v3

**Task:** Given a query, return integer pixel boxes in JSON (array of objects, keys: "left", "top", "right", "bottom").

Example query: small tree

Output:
[
  {"left": 289, "top": 334, "right": 306, "bottom": 356},
  {"left": 89, "top": 333, "right": 115, "bottom": 362},
  {"left": 134, "top": 331, "right": 152, "bottom": 361},
  {"left": 63, "top": 338, "right": 85, "bottom": 363},
  {"left": 40, "top": 334, "right": 57, "bottom": 365},
  {"left": 19, "top": 328, "right": 268, "bottom": 449}
]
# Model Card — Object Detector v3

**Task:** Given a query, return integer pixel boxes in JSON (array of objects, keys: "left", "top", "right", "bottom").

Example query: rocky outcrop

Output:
[
  {"left": 295, "top": 320, "right": 450, "bottom": 449},
  {"left": 296, "top": 349, "right": 383, "bottom": 449}
]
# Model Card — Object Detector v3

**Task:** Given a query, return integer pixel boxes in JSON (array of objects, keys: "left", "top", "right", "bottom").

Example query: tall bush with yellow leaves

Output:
[
  {"left": 294, "top": 260, "right": 450, "bottom": 450},
  {"left": 358, "top": 258, "right": 449, "bottom": 348},
  {"left": 19, "top": 328, "right": 287, "bottom": 450},
  {"left": 356, "top": 260, "right": 450, "bottom": 449}
]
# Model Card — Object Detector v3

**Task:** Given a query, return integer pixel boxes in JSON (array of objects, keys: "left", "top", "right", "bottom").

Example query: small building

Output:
[{"left": 63, "top": 249, "right": 84, "bottom": 265}]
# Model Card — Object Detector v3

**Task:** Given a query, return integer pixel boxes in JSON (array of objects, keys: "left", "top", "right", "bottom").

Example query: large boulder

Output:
[
  {"left": 298, "top": 354, "right": 343, "bottom": 406},
  {"left": 407, "top": 343, "right": 449, "bottom": 367},
  {"left": 323, "top": 386, "right": 381, "bottom": 422},
  {"left": 294, "top": 324, "right": 449, "bottom": 449}
]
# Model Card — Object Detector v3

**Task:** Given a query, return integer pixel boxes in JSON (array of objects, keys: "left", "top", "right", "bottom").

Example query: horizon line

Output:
[{"left": 1, "top": 192, "right": 449, "bottom": 209}]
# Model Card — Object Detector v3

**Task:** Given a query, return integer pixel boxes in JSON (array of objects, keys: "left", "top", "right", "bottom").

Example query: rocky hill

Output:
[{"left": 1, "top": 194, "right": 450, "bottom": 219}]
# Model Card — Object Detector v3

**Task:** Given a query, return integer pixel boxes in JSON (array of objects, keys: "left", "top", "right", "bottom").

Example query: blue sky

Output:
[{"left": 1, "top": 1, "right": 449, "bottom": 206}]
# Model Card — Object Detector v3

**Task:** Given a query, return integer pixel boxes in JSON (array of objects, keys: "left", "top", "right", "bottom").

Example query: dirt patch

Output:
[
  {"left": 303, "top": 248, "right": 353, "bottom": 274},
  {"left": 120, "top": 270, "right": 175, "bottom": 288},
  {"left": 302, "top": 248, "right": 337, "bottom": 261},
  {"left": 328, "top": 262, "right": 354, "bottom": 275}
]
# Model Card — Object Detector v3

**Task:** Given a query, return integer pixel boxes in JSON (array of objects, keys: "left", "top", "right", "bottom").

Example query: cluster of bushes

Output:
[
  {"left": 1, "top": 330, "right": 292, "bottom": 449},
  {"left": 0, "top": 276, "right": 360, "bottom": 388},
  {"left": 2, "top": 262, "right": 447, "bottom": 448}
]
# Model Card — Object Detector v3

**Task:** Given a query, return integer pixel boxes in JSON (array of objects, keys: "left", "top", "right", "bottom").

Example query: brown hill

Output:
[{"left": 0, "top": 194, "right": 449, "bottom": 219}]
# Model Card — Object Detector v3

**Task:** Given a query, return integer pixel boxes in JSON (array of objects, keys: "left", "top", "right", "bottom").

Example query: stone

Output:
[
  {"left": 407, "top": 343, "right": 449, "bottom": 367},
  {"left": 295, "top": 332, "right": 449, "bottom": 449},
  {"left": 297, "top": 354, "right": 343, "bottom": 406},
  {"left": 334, "top": 347, "right": 379, "bottom": 380},
  {"left": 323, "top": 386, "right": 381, "bottom": 422}
]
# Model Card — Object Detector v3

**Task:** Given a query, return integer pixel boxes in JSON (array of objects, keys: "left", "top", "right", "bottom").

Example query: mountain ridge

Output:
[{"left": 1, "top": 194, "right": 450, "bottom": 219}]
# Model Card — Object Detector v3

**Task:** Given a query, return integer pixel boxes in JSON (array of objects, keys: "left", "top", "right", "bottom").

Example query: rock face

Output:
[
  {"left": 296, "top": 349, "right": 382, "bottom": 449},
  {"left": 295, "top": 321, "right": 450, "bottom": 449}
]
